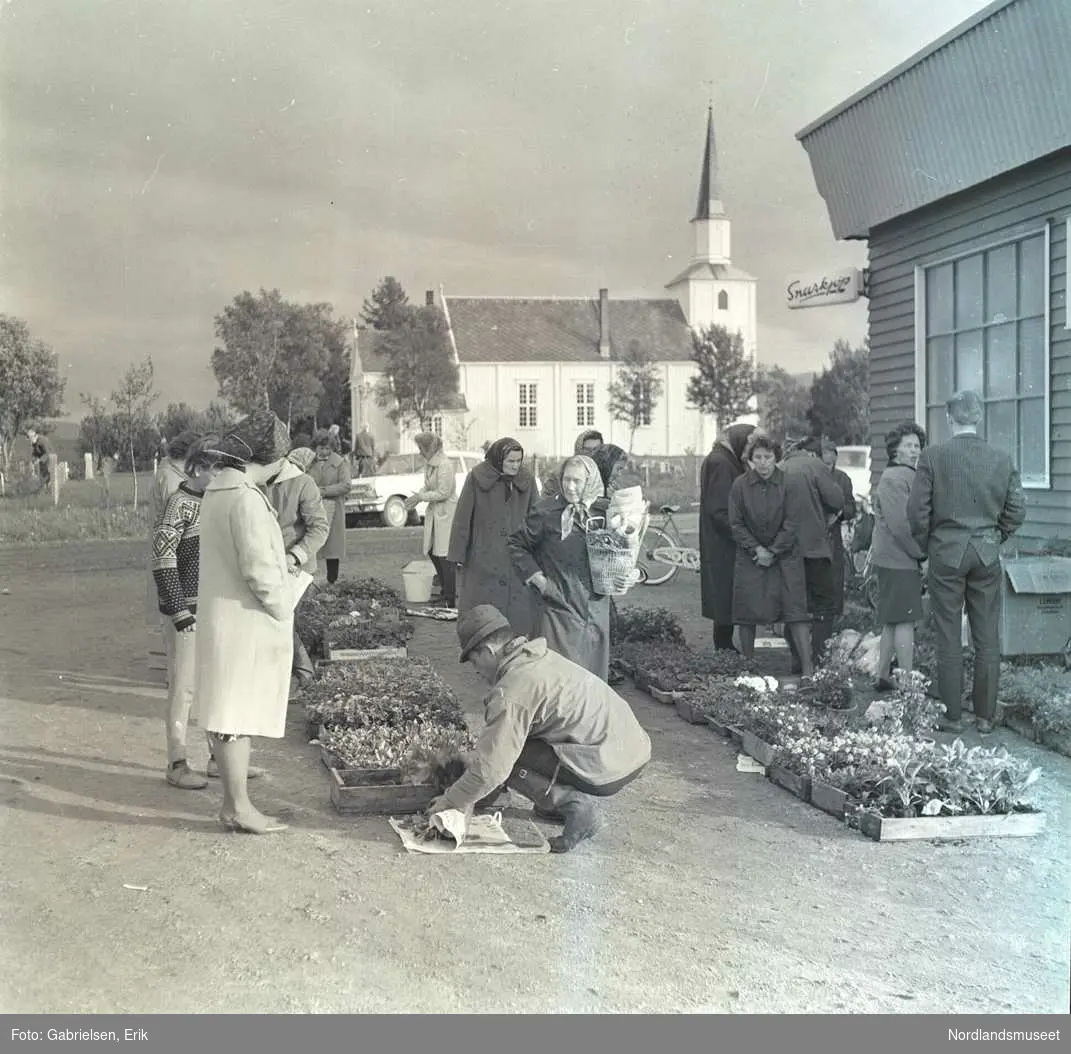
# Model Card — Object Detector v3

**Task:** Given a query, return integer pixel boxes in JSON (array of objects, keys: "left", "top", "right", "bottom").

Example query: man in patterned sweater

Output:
[{"left": 908, "top": 389, "right": 1027, "bottom": 734}]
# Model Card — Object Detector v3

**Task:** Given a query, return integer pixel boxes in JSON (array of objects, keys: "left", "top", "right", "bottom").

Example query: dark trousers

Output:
[
  {"left": 786, "top": 557, "right": 836, "bottom": 669},
  {"left": 927, "top": 545, "right": 1002, "bottom": 722},
  {"left": 355, "top": 456, "right": 376, "bottom": 477},
  {"left": 292, "top": 628, "right": 315, "bottom": 682},
  {"left": 326, "top": 558, "right": 340, "bottom": 584},
  {"left": 514, "top": 738, "right": 646, "bottom": 798},
  {"left": 712, "top": 624, "right": 736, "bottom": 651},
  {"left": 429, "top": 555, "right": 457, "bottom": 607}
]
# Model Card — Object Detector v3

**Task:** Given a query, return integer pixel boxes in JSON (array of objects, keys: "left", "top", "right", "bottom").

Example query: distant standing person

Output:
[
  {"left": 820, "top": 439, "right": 858, "bottom": 620},
  {"left": 699, "top": 423, "right": 756, "bottom": 652},
  {"left": 405, "top": 432, "right": 459, "bottom": 608},
  {"left": 308, "top": 429, "right": 352, "bottom": 584},
  {"left": 353, "top": 424, "right": 378, "bottom": 478},
  {"left": 542, "top": 429, "right": 604, "bottom": 500},
  {"left": 448, "top": 437, "right": 540, "bottom": 635},
  {"left": 907, "top": 390, "right": 1026, "bottom": 734},
  {"left": 25, "top": 429, "right": 52, "bottom": 486}
]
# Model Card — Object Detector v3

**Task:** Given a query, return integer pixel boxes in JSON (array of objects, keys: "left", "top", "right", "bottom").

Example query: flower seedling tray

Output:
[
  {"left": 328, "top": 766, "right": 438, "bottom": 816},
  {"left": 741, "top": 731, "right": 777, "bottom": 769},
  {"left": 323, "top": 645, "right": 409, "bottom": 663},
  {"left": 767, "top": 764, "right": 812, "bottom": 803},
  {"left": 306, "top": 718, "right": 323, "bottom": 742},
  {"left": 810, "top": 780, "right": 851, "bottom": 820},
  {"left": 857, "top": 809, "right": 1046, "bottom": 842},
  {"left": 706, "top": 717, "right": 732, "bottom": 738},
  {"left": 649, "top": 686, "right": 679, "bottom": 706},
  {"left": 675, "top": 698, "right": 710, "bottom": 725},
  {"left": 727, "top": 726, "right": 745, "bottom": 747}
]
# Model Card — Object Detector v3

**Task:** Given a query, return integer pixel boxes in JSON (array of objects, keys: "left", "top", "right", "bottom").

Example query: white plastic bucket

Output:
[{"left": 402, "top": 560, "right": 437, "bottom": 604}]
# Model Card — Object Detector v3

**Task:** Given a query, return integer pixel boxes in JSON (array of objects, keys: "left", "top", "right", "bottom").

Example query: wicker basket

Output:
[{"left": 586, "top": 530, "right": 642, "bottom": 596}]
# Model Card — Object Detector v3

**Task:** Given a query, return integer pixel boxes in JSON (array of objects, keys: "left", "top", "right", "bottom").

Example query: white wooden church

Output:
[{"left": 352, "top": 109, "right": 758, "bottom": 458}]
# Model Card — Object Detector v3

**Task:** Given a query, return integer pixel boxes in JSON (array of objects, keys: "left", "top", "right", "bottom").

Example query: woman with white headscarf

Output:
[{"left": 508, "top": 454, "right": 611, "bottom": 681}]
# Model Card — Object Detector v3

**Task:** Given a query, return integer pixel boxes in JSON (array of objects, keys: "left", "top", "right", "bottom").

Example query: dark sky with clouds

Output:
[{"left": 1, "top": 0, "right": 990, "bottom": 415}]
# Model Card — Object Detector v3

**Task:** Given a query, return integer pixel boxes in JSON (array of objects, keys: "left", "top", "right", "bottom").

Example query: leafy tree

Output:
[
  {"left": 685, "top": 324, "right": 756, "bottom": 433},
  {"left": 157, "top": 402, "right": 203, "bottom": 440},
  {"left": 79, "top": 395, "right": 122, "bottom": 469},
  {"left": 301, "top": 305, "right": 350, "bottom": 436},
  {"left": 202, "top": 399, "right": 240, "bottom": 434},
  {"left": 111, "top": 357, "right": 158, "bottom": 505},
  {"left": 607, "top": 341, "right": 664, "bottom": 453},
  {"left": 808, "top": 338, "right": 870, "bottom": 445},
  {"left": 755, "top": 365, "right": 813, "bottom": 443},
  {"left": 360, "top": 276, "right": 410, "bottom": 331},
  {"left": 0, "top": 315, "right": 66, "bottom": 471},
  {"left": 374, "top": 305, "right": 459, "bottom": 432}
]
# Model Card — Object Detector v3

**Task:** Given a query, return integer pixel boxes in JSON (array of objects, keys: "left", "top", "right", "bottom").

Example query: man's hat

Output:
[{"left": 457, "top": 604, "right": 512, "bottom": 663}]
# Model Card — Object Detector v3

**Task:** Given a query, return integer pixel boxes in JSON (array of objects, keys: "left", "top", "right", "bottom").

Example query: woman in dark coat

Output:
[
  {"left": 448, "top": 437, "right": 540, "bottom": 636},
  {"left": 509, "top": 454, "right": 610, "bottom": 682},
  {"left": 729, "top": 432, "right": 812, "bottom": 673},
  {"left": 699, "top": 423, "right": 756, "bottom": 650},
  {"left": 820, "top": 439, "right": 858, "bottom": 617}
]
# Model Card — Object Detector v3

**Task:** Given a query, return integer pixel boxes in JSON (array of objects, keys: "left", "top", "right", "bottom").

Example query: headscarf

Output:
[
  {"left": 485, "top": 436, "right": 523, "bottom": 474},
  {"left": 287, "top": 446, "right": 316, "bottom": 473},
  {"left": 573, "top": 429, "right": 603, "bottom": 455},
  {"left": 312, "top": 428, "right": 338, "bottom": 455},
  {"left": 559, "top": 454, "right": 604, "bottom": 539},
  {"left": 414, "top": 432, "right": 443, "bottom": 460},
  {"left": 209, "top": 409, "right": 290, "bottom": 466},
  {"left": 720, "top": 423, "right": 756, "bottom": 465},
  {"left": 167, "top": 430, "right": 200, "bottom": 461},
  {"left": 590, "top": 444, "right": 628, "bottom": 492}
]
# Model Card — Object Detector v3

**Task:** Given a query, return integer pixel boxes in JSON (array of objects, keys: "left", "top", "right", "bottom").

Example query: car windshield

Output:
[
  {"left": 838, "top": 450, "right": 868, "bottom": 469},
  {"left": 377, "top": 454, "right": 419, "bottom": 475}
]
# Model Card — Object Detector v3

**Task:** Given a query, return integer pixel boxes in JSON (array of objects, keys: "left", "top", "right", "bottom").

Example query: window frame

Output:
[
  {"left": 717, "top": 289, "right": 729, "bottom": 311},
  {"left": 575, "top": 380, "right": 596, "bottom": 428},
  {"left": 430, "top": 414, "right": 443, "bottom": 438},
  {"left": 631, "top": 377, "right": 654, "bottom": 428},
  {"left": 913, "top": 221, "right": 1051, "bottom": 490},
  {"left": 517, "top": 381, "right": 539, "bottom": 430}
]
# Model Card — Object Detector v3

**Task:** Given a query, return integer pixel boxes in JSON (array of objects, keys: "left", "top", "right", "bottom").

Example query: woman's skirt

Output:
[
  {"left": 731, "top": 551, "right": 809, "bottom": 626},
  {"left": 875, "top": 566, "right": 923, "bottom": 625}
]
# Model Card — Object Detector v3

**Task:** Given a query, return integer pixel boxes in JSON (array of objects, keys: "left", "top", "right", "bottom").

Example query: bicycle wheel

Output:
[{"left": 637, "top": 524, "right": 679, "bottom": 586}]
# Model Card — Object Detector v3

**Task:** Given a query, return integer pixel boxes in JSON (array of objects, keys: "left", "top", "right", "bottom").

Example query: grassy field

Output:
[{"left": 0, "top": 471, "right": 155, "bottom": 545}]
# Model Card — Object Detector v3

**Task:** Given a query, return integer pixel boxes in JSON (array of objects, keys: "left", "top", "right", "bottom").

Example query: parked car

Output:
[
  {"left": 345, "top": 451, "right": 487, "bottom": 528},
  {"left": 836, "top": 445, "right": 872, "bottom": 508}
]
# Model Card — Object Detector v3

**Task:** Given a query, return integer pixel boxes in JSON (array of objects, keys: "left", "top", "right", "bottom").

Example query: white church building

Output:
[{"left": 352, "top": 109, "right": 758, "bottom": 458}]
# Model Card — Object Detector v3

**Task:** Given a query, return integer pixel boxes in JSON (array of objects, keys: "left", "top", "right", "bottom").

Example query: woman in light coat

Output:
[
  {"left": 871, "top": 422, "right": 928, "bottom": 692},
  {"left": 307, "top": 430, "right": 351, "bottom": 584},
  {"left": 508, "top": 454, "right": 611, "bottom": 682},
  {"left": 268, "top": 446, "right": 330, "bottom": 690},
  {"left": 447, "top": 437, "right": 539, "bottom": 635},
  {"left": 195, "top": 410, "right": 296, "bottom": 835},
  {"left": 406, "top": 432, "right": 459, "bottom": 607}
]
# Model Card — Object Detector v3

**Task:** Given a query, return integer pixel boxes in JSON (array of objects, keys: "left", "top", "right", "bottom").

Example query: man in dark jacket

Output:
[
  {"left": 699, "top": 424, "right": 756, "bottom": 651},
  {"left": 780, "top": 436, "right": 845, "bottom": 668},
  {"left": 907, "top": 390, "right": 1026, "bottom": 734},
  {"left": 25, "top": 429, "right": 52, "bottom": 486},
  {"left": 353, "top": 423, "right": 377, "bottom": 477}
]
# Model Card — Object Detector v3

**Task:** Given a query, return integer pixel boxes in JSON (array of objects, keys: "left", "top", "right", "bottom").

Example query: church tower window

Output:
[{"left": 718, "top": 290, "right": 729, "bottom": 310}]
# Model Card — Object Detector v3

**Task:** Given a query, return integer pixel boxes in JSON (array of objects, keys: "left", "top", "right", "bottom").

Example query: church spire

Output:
[{"left": 693, "top": 105, "right": 724, "bottom": 220}]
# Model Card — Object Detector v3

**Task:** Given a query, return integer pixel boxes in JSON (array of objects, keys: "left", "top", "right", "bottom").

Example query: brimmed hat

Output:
[{"left": 457, "top": 604, "right": 512, "bottom": 663}]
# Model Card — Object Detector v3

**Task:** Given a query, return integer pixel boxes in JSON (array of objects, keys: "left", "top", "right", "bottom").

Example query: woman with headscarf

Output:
[
  {"left": 589, "top": 444, "right": 643, "bottom": 515},
  {"left": 194, "top": 410, "right": 297, "bottom": 834},
  {"left": 699, "top": 423, "right": 757, "bottom": 651},
  {"left": 404, "top": 432, "right": 459, "bottom": 608},
  {"left": 508, "top": 454, "right": 611, "bottom": 681},
  {"left": 307, "top": 429, "right": 352, "bottom": 584},
  {"left": 267, "top": 446, "right": 330, "bottom": 693},
  {"left": 541, "top": 429, "right": 604, "bottom": 500},
  {"left": 447, "top": 437, "right": 540, "bottom": 635}
]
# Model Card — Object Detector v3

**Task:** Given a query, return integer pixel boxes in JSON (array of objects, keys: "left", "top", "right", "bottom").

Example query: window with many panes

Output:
[
  {"left": 632, "top": 379, "right": 653, "bottom": 427},
  {"left": 920, "top": 229, "right": 1049, "bottom": 486},
  {"left": 576, "top": 383, "right": 596, "bottom": 427},
  {"left": 518, "top": 383, "right": 538, "bottom": 428},
  {"left": 430, "top": 415, "right": 443, "bottom": 437}
]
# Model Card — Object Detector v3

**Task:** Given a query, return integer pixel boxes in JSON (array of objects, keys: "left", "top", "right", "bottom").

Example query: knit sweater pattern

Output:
[{"left": 151, "top": 483, "right": 203, "bottom": 629}]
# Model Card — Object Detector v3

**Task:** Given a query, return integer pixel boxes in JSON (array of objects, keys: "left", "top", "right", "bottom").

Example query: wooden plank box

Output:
[
  {"left": 810, "top": 780, "right": 851, "bottom": 820},
  {"left": 727, "top": 726, "right": 745, "bottom": 748},
  {"left": 675, "top": 698, "right": 710, "bottom": 725},
  {"left": 706, "top": 717, "right": 732, "bottom": 739},
  {"left": 649, "top": 686, "right": 679, "bottom": 706},
  {"left": 323, "top": 645, "right": 409, "bottom": 663},
  {"left": 767, "top": 764, "right": 812, "bottom": 803},
  {"left": 741, "top": 730, "right": 778, "bottom": 769},
  {"left": 328, "top": 767, "right": 437, "bottom": 816},
  {"left": 858, "top": 809, "right": 1047, "bottom": 843}
]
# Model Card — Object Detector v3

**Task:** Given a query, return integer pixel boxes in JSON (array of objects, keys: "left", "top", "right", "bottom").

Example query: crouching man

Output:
[{"left": 426, "top": 604, "right": 651, "bottom": 853}]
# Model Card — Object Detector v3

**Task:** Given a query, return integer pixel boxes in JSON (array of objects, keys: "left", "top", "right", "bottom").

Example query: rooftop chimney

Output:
[
  {"left": 598, "top": 288, "right": 610, "bottom": 359},
  {"left": 425, "top": 289, "right": 435, "bottom": 307}
]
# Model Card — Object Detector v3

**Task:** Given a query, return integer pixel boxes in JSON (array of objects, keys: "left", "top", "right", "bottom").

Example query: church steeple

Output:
[
  {"left": 694, "top": 105, "right": 724, "bottom": 220},
  {"left": 690, "top": 105, "right": 730, "bottom": 265}
]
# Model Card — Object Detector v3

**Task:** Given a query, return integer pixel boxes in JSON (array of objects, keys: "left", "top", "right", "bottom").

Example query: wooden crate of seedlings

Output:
[
  {"left": 810, "top": 780, "right": 851, "bottom": 820},
  {"left": 741, "top": 730, "right": 777, "bottom": 768},
  {"left": 328, "top": 767, "right": 438, "bottom": 816},
  {"left": 323, "top": 645, "right": 409, "bottom": 663},
  {"left": 856, "top": 809, "right": 1046, "bottom": 842},
  {"left": 767, "top": 764, "right": 812, "bottom": 804}
]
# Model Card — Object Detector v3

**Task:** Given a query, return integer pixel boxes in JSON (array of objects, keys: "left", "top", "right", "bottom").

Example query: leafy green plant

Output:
[
  {"left": 626, "top": 642, "right": 753, "bottom": 692},
  {"left": 999, "top": 664, "right": 1071, "bottom": 738},
  {"left": 610, "top": 605, "right": 686, "bottom": 646}
]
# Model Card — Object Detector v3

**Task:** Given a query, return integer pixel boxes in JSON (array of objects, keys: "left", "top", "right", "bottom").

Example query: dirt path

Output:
[{"left": 0, "top": 536, "right": 1068, "bottom": 1013}]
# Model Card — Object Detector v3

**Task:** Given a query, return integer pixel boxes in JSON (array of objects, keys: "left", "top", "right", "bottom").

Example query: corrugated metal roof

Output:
[{"left": 797, "top": 0, "right": 1071, "bottom": 239}]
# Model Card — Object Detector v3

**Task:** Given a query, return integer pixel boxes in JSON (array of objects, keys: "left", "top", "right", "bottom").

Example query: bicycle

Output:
[{"left": 636, "top": 503, "right": 701, "bottom": 586}]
